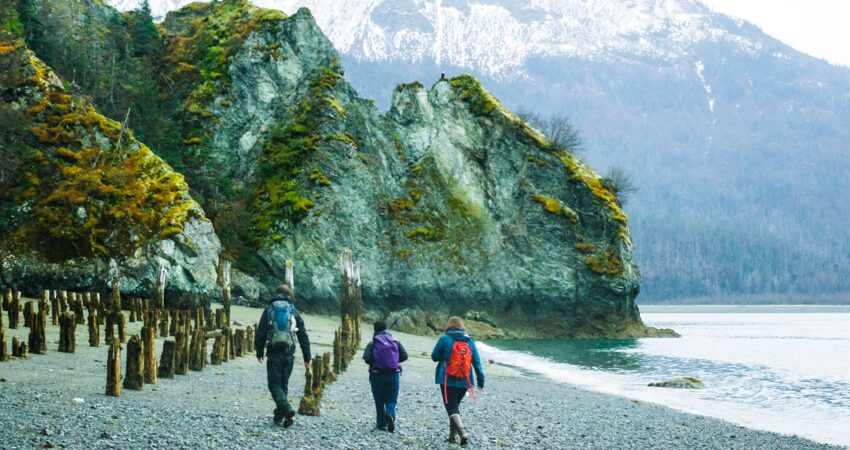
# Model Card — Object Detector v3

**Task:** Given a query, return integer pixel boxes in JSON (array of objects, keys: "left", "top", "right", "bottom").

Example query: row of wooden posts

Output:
[
  {"left": 297, "top": 251, "right": 363, "bottom": 416},
  {"left": 2, "top": 252, "right": 364, "bottom": 416}
]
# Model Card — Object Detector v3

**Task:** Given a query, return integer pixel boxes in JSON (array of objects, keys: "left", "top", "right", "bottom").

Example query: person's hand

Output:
[
  {"left": 257, "top": 356, "right": 264, "bottom": 364},
  {"left": 305, "top": 359, "right": 312, "bottom": 369}
]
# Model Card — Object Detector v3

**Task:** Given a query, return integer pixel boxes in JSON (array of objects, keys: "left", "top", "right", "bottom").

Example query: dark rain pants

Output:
[
  {"left": 267, "top": 350, "right": 294, "bottom": 413},
  {"left": 441, "top": 385, "right": 467, "bottom": 416}
]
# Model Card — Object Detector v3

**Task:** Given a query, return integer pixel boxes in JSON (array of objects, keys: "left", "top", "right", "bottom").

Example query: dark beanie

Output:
[{"left": 374, "top": 321, "right": 387, "bottom": 333}]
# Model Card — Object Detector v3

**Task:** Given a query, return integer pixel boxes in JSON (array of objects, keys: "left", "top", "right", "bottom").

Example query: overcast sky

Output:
[{"left": 700, "top": 0, "right": 850, "bottom": 67}]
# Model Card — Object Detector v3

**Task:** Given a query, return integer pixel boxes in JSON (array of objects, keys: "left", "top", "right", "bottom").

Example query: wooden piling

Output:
[
  {"left": 218, "top": 259, "right": 232, "bottom": 327},
  {"left": 23, "top": 300, "right": 33, "bottom": 328},
  {"left": 169, "top": 309, "right": 178, "bottom": 336},
  {"left": 106, "top": 339, "right": 121, "bottom": 397},
  {"left": 123, "top": 335, "right": 144, "bottom": 390},
  {"left": 88, "top": 312, "right": 100, "bottom": 347},
  {"left": 142, "top": 326, "right": 157, "bottom": 384},
  {"left": 58, "top": 312, "right": 76, "bottom": 353},
  {"left": 8, "top": 291, "right": 19, "bottom": 329},
  {"left": 118, "top": 313, "right": 126, "bottom": 343},
  {"left": 28, "top": 301, "right": 47, "bottom": 355},
  {"left": 0, "top": 327, "right": 8, "bottom": 361},
  {"left": 233, "top": 328, "right": 244, "bottom": 357},
  {"left": 2, "top": 288, "right": 9, "bottom": 311},
  {"left": 159, "top": 308, "right": 169, "bottom": 338},
  {"left": 104, "top": 313, "right": 115, "bottom": 345},
  {"left": 155, "top": 264, "right": 167, "bottom": 310},
  {"left": 158, "top": 340, "right": 176, "bottom": 379},
  {"left": 50, "top": 291, "right": 59, "bottom": 326},
  {"left": 59, "top": 291, "right": 68, "bottom": 314},
  {"left": 14, "top": 338, "right": 28, "bottom": 359},
  {"left": 174, "top": 329, "right": 187, "bottom": 375}
]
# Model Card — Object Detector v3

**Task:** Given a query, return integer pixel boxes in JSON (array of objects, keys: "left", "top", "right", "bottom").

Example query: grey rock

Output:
[{"left": 648, "top": 377, "right": 706, "bottom": 389}]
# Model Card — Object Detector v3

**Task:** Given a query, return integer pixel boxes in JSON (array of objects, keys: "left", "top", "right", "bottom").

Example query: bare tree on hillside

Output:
[{"left": 516, "top": 108, "right": 583, "bottom": 154}]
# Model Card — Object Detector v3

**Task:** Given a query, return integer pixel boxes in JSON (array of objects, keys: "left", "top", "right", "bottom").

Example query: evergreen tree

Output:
[{"left": 128, "top": 0, "right": 159, "bottom": 58}]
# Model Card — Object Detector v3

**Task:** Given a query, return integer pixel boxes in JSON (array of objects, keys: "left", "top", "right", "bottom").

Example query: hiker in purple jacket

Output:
[{"left": 363, "top": 321, "right": 408, "bottom": 432}]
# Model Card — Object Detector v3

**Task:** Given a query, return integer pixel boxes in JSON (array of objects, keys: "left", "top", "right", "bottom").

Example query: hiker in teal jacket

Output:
[{"left": 431, "top": 317, "right": 485, "bottom": 446}]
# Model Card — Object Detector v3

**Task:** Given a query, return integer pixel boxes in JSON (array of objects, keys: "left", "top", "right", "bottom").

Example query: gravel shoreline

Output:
[{"left": 0, "top": 304, "right": 842, "bottom": 449}]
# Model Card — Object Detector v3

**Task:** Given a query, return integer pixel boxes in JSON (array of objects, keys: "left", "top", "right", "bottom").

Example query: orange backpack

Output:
[{"left": 443, "top": 340, "right": 475, "bottom": 404}]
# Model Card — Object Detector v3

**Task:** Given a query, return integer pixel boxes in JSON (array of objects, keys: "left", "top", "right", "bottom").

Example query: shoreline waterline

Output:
[{"left": 483, "top": 307, "right": 850, "bottom": 448}]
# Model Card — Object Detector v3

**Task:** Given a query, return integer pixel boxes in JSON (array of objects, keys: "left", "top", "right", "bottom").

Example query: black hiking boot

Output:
[
  {"left": 283, "top": 408, "right": 296, "bottom": 428},
  {"left": 386, "top": 414, "right": 395, "bottom": 433},
  {"left": 273, "top": 407, "right": 285, "bottom": 425}
]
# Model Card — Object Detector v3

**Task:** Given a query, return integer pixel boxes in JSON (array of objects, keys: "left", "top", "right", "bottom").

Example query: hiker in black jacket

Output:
[
  {"left": 254, "top": 284, "right": 311, "bottom": 427},
  {"left": 363, "top": 321, "right": 408, "bottom": 432}
]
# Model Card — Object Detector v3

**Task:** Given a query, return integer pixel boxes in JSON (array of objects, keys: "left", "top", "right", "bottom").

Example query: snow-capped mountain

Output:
[
  {"left": 109, "top": 0, "right": 850, "bottom": 303},
  {"left": 112, "top": 0, "right": 764, "bottom": 79}
]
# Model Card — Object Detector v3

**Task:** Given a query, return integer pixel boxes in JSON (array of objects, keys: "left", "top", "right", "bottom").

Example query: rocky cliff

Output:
[
  {"left": 2, "top": 0, "right": 670, "bottom": 337},
  {"left": 0, "top": 35, "right": 221, "bottom": 306},
  {"left": 150, "top": 1, "right": 662, "bottom": 338}
]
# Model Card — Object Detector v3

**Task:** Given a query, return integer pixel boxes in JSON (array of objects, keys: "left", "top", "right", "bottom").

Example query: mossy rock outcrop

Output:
[
  {"left": 0, "top": 39, "right": 221, "bottom": 305},
  {"left": 149, "top": 3, "right": 663, "bottom": 338}
]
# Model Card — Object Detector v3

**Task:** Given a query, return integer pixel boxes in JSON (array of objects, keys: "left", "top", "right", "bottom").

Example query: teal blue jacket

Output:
[{"left": 431, "top": 328, "right": 485, "bottom": 389}]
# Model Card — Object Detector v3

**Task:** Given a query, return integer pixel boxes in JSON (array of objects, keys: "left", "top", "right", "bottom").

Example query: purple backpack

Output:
[{"left": 372, "top": 334, "right": 400, "bottom": 372}]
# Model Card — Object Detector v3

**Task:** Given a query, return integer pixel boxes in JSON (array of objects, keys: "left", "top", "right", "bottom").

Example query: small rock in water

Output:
[
  {"left": 72, "top": 398, "right": 85, "bottom": 404},
  {"left": 39, "top": 427, "right": 53, "bottom": 436},
  {"left": 648, "top": 377, "right": 705, "bottom": 389}
]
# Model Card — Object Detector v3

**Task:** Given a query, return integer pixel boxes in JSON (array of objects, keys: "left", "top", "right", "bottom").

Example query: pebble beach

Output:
[{"left": 0, "top": 304, "right": 841, "bottom": 450}]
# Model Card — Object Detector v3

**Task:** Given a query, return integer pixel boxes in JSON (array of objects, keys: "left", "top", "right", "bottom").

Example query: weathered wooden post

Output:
[
  {"left": 159, "top": 308, "right": 169, "bottom": 338},
  {"left": 58, "top": 312, "right": 76, "bottom": 353},
  {"left": 15, "top": 339, "right": 28, "bottom": 359},
  {"left": 104, "top": 313, "right": 115, "bottom": 345},
  {"left": 129, "top": 299, "right": 136, "bottom": 323},
  {"left": 28, "top": 301, "right": 47, "bottom": 355},
  {"left": 298, "top": 366, "right": 318, "bottom": 416},
  {"left": 218, "top": 259, "right": 232, "bottom": 327},
  {"left": 285, "top": 259, "right": 295, "bottom": 298},
  {"left": 178, "top": 323, "right": 190, "bottom": 375},
  {"left": 23, "top": 300, "right": 33, "bottom": 328},
  {"left": 49, "top": 290, "right": 59, "bottom": 326},
  {"left": 2, "top": 288, "right": 9, "bottom": 311},
  {"left": 124, "top": 335, "right": 144, "bottom": 390},
  {"left": 73, "top": 293, "right": 85, "bottom": 325},
  {"left": 7, "top": 291, "right": 20, "bottom": 329},
  {"left": 158, "top": 340, "right": 176, "bottom": 379},
  {"left": 88, "top": 312, "right": 100, "bottom": 347},
  {"left": 323, "top": 352, "right": 334, "bottom": 383},
  {"left": 142, "top": 326, "right": 157, "bottom": 384},
  {"left": 118, "top": 313, "right": 126, "bottom": 343},
  {"left": 0, "top": 302, "right": 7, "bottom": 361},
  {"left": 169, "top": 309, "right": 178, "bottom": 336},
  {"left": 155, "top": 263, "right": 167, "bottom": 310},
  {"left": 173, "top": 329, "right": 186, "bottom": 375},
  {"left": 246, "top": 325, "right": 254, "bottom": 354},
  {"left": 59, "top": 290, "right": 68, "bottom": 314},
  {"left": 109, "top": 259, "right": 121, "bottom": 315},
  {"left": 333, "top": 328, "right": 341, "bottom": 374},
  {"left": 233, "top": 328, "right": 244, "bottom": 357},
  {"left": 11, "top": 336, "right": 20, "bottom": 357},
  {"left": 0, "top": 328, "right": 7, "bottom": 362},
  {"left": 106, "top": 339, "right": 121, "bottom": 397}
]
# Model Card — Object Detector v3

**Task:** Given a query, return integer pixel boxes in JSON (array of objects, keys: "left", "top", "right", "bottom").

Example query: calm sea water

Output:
[{"left": 480, "top": 306, "right": 850, "bottom": 448}]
